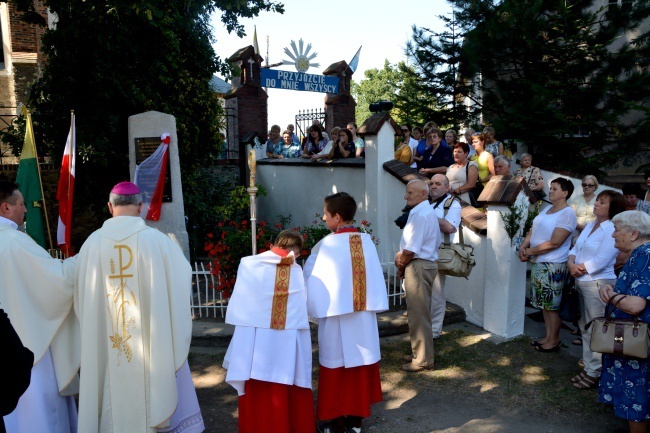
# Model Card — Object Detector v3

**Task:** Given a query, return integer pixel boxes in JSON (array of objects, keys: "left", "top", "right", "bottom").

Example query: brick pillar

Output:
[
  {"left": 223, "top": 46, "right": 268, "bottom": 142},
  {"left": 323, "top": 61, "right": 356, "bottom": 132}
]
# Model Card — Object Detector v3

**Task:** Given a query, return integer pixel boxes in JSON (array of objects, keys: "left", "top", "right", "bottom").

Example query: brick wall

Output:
[{"left": 8, "top": 0, "right": 47, "bottom": 56}]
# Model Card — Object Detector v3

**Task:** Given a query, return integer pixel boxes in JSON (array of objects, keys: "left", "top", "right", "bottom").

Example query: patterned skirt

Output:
[{"left": 530, "top": 262, "right": 569, "bottom": 310}]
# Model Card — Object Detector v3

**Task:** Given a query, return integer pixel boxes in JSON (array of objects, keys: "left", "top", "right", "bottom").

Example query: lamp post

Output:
[{"left": 247, "top": 150, "right": 258, "bottom": 255}]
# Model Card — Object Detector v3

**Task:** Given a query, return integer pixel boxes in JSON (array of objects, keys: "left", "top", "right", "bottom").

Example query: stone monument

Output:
[{"left": 128, "top": 111, "right": 190, "bottom": 260}]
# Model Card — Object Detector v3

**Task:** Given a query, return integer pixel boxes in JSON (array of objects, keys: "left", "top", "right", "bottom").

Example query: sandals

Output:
[
  {"left": 572, "top": 338, "right": 583, "bottom": 346},
  {"left": 571, "top": 371, "right": 599, "bottom": 389},
  {"left": 534, "top": 342, "right": 561, "bottom": 353},
  {"left": 571, "top": 328, "right": 581, "bottom": 336}
]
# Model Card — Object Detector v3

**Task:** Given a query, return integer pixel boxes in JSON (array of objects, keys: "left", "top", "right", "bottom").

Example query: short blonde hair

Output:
[
  {"left": 582, "top": 175, "right": 599, "bottom": 189},
  {"left": 330, "top": 126, "right": 341, "bottom": 137}
]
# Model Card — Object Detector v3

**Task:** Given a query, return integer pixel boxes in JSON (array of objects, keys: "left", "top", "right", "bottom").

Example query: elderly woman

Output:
[
  {"left": 519, "top": 178, "right": 577, "bottom": 352},
  {"left": 514, "top": 153, "right": 545, "bottom": 195},
  {"left": 470, "top": 132, "right": 495, "bottom": 186},
  {"left": 567, "top": 190, "right": 626, "bottom": 389},
  {"left": 493, "top": 155, "right": 511, "bottom": 176},
  {"left": 482, "top": 126, "right": 504, "bottom": 157},
  {"left": 301, "top": 126, "right": 328, "bottom": 159},
  {"left": 569, "top": 175, "right": 599, "bottom": 240},
  {"left": 447, "top": 142, "right": 479, "bottom": 204},
  {"left": 598, "top": 211, "right": 650, "bottom": 433}
]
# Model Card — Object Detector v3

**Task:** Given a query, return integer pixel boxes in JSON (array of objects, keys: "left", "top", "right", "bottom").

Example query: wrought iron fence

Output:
[
  {"left": 189, "top": 261, "right": 403, "bottom": 319},
  {"left": 295, "top": 108, "right": 325, "bottom": 141}
]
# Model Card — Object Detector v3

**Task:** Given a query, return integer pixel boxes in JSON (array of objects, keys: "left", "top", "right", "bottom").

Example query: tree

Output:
[
  {"left": 351, "top": 60, "right": 432, "bottom": 127},
  {"left": 407, "top": 11, "right": 479, "bottom": 131},
  {"left": 446, "top": 0, "right": 650, "bottom": 175},
  {"left": 18, "top": 0, "right": 283, "bottom": 250}
]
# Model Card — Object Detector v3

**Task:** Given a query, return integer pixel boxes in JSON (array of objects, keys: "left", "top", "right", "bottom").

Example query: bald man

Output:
[{"left": 395, "top": 179, "right": 439, "bottom": 372}]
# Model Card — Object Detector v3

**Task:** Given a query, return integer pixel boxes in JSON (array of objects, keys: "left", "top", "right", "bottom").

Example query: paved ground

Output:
[{"left": 188, "top": 306, "right": 624, "bottom": 433}]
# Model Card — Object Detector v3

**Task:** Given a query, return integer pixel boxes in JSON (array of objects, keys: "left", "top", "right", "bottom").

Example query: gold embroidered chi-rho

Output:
[
  {"left": 107, "top": 244, "right": 138, "bottom": 365},
  {"left": 349, "top": 234, "right": 367, "bottom": 311},
  {"left": 270, "top": 255, "right": 294, "bottom": 330}
]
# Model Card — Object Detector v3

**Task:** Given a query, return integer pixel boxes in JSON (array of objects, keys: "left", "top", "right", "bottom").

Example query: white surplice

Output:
[
  {"left": 223, "top": 250, "right": 312, "bottom": 396},
  {"left": 0, "top": 221, "right": 79, "bottom": 433},
  {"left": 303, "top": 232, "right": 388, "bottom": 368},
  {"left": 73, "top": 216, "right": 203, "bottom": 433}
]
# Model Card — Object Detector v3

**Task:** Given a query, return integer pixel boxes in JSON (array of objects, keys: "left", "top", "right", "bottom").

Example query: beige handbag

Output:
[
  {"left": 588, "top": 295, "right": 650, "bottom": 359},
  {"left": 437, "top": 197, "right": 476, "bottom": 278}
]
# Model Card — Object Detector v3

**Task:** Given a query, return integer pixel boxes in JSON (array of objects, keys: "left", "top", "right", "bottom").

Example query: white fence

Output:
[{"left": 190, "top": 261, "right": 404, "bottom": 319}]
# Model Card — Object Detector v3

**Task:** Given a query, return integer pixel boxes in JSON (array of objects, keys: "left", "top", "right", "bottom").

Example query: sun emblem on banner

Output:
[{"left": 283, "top": 39, "right": 320, "bottom": 73}]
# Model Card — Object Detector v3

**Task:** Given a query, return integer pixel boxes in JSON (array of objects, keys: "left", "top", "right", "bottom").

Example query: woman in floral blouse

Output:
[
  {"left": 514, "top": 153, "right": 545, "bottom": 195},
  {"left": 598, "top": 211, "right": 650, "bottom": 433}
]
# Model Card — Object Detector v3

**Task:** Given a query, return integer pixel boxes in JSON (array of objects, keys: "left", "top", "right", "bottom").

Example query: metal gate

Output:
[{"left": 295, "top": 109, "right": 325, "bottom": 142}]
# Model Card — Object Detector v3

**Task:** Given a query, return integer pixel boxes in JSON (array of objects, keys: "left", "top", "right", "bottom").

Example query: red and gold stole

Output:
[
  {"left": 334, "top": 227, "right": 367, "bottom": 312},
  {"left": 270, "top": 248, "right": 294, "bottom": 330}
]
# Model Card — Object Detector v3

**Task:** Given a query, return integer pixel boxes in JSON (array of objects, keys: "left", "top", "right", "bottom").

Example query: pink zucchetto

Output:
[{"left": 110, "top": 181, "right": 140, "bottom": 195}]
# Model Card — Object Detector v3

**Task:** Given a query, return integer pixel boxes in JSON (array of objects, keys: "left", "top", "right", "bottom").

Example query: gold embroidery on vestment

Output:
[
  {"left": 349, "top": 234, "right": 367, "bottom": 311},
  {"left": 270, "top": 255, "right": 294, "bottom": 330},
  {"left": 107, "top": 244, "right": 137, "bottom": 365}
]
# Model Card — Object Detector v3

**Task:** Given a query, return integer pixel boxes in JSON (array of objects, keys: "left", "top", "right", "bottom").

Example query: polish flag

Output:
[
  {"left": 56, "top": 112, "right": 76, "bottom": 257},
  {"left": 134, "top": 133, "right": 170, "bottom": 221}
]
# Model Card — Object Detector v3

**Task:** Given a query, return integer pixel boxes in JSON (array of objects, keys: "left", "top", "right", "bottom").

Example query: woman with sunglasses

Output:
[{"left": 569, "top": 175, "right": 599, "bottom": 242}]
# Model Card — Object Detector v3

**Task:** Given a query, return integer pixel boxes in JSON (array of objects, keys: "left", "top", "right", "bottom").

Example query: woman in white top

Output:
[
  {"left": 447, "top": 142, "right": 479, "bottom": 205},
  {"left": 568, "top": 175, "right": 599, "bottom": 242},
  {"left": 519, "top": 178, "right": 577, "bottom": 353},
  {"left": 567, "top": 190, "right": 626, "bottom": 389}
]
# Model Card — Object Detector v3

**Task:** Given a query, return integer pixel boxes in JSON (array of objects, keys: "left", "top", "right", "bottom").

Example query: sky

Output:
[{"left": 210, "top": 0, "right": 452, "bottom": 132}]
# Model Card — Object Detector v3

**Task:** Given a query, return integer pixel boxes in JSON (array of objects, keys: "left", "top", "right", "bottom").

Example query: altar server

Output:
[
  {"left": 0, "top": 180, "right": 79, "bottom": 433},
  {"left": 223, "top": 230, "right": 314, "bottom": 432},
  {"left": 304, "top": 192, "right": 388, "bottom": 433},
  {"left": 73, "top": 182, "right": 204, "bottom": 433}
]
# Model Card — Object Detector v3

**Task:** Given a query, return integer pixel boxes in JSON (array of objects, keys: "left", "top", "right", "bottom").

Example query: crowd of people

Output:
[{"left": 265, "top": 121, "right": 365, "bottom": 161}]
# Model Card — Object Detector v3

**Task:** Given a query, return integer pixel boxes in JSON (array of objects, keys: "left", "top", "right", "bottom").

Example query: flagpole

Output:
[
  {"left": 29, "top": 110, "right": 55, "bottom": 251},
  {"left": 65, "top": 110, "right": 74, "bottom": 258}
]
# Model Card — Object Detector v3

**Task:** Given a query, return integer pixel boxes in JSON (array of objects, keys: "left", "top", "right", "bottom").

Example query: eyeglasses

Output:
[
  {"left": 582, "top": 184, "right": 595, "bottom": 188},
  {"left": 401, "top": 129, "right": 409, "bottom": 132}
]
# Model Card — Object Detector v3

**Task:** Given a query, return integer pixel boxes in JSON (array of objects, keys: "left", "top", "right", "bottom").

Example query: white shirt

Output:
[
  {"left": 408, "top": 137, "right": 418, "bottom": 168},
  {"left": 400, "top": 200, "right": 439, "bottom": 261},
  {"left": 568, "top": 219, "right": 618, "bottom": 281},
  {"left": 431, "top": 194, "right": 462, "bottom": 248},
  {"left": 530, "top": 206, "right": 577, "bottom": 263}
]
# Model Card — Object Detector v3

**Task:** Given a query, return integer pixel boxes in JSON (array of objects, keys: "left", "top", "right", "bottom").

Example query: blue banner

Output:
[{"left": 260, "top": 68, "right": 339, "bottom": 94}]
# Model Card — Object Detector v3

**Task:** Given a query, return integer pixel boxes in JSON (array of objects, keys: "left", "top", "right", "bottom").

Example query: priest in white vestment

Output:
[
  {"left": 72, "top": 182, "right": 204, "bottom": 433},
  {"left": 304, "top": 192, "right": 388, "bottom": 433},
  {"left": 223, "top": 230, "right": 314, "bottom": 433},
  {"left": 0, "top": 181, "right": 79, "bottom": 433}
]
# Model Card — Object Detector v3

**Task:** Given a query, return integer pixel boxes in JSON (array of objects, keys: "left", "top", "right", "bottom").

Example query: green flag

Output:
[{"left": 16, "top": 111, "right": 46, "bottom": 248}]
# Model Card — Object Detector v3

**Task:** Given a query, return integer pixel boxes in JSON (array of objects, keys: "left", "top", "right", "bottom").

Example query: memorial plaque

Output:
[{"left": 134, "top": 137, "right": 172, "bottom": 202}]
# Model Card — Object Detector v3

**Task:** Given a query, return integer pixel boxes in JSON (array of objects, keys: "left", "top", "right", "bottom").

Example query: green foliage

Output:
[
  {"left": 499, "top": 203, "right": 525, "bottom": 245},
  {"left": 351, "top": 60, "right": 427, "bottom": 126},
  {"left": 447, "top": 0, "right": 650, "bottom": 176},
  {"left": 523, "top": 202, "right": 542, "bottom": 238},
  {"left": 407, "top": 12, "right": 479, "bottom": 130}
]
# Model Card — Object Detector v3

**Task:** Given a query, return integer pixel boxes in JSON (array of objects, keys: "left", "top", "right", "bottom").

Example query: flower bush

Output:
[{"left": 204, "top": 203, "right": 380, "bottom": 297}]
